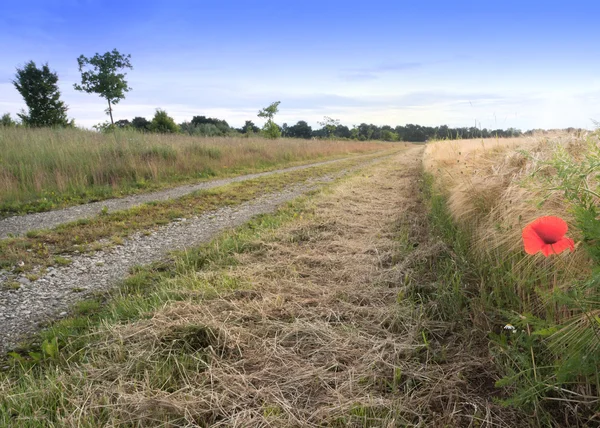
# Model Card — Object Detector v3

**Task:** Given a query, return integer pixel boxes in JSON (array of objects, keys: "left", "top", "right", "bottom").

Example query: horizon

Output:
[{"left": 2, "top": 0, "right": 600, "bottom": 131}]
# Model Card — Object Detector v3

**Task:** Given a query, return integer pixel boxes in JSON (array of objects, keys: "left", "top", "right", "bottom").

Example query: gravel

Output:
[
  {"left": 0, "top": 156, "right": 387, "bottom": 353},
  {"left": 0, "top": 155, "right": 376, "bottom": 239}
]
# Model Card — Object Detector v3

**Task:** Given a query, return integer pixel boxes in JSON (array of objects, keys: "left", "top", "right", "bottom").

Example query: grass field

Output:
[
  {"left": 1, "top": 130, "right": 598, "bottom": 426},
  {"left": 423, "top": 132, "right": 600, "bottom": 425},
  {"left": 0, "top": 127, "right": 386, "bottom": 216}
]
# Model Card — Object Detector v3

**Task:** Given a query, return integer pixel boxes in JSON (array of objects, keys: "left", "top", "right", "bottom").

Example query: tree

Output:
[
  {"left": 13, "top": 61, "right": 70, "bottom": 127},
  {"left": 74, "top": 49, "right": 133, "bottom": 125},
  {"left": 131, "top": 116, "right": 150, "bottom": 131},
  {"left": 257, "top": 101, "right": 281, "bottom": 139},
  {"left": 190, "top": 115, "right": 231, "bottom": 135},
  {"left": 334, "top": 124, "right": 352, "bottom": 139},
  {"left": 1, "top": 113, "right": 17, "bottom": 127},
  {"left": 114, "top": 119, "right": 131, "bottom": 128},
  {"left": 287, "top": 120, "right": 312, "bottom": 139},
  {"left": 149, "top": 109, "right": 179, "bottom": 133},
  {"left": 240, "top": 120, "right": 260, "bottom": 134},
  {"left": 380, "top": 129, "right": 398, "bottom": 141},
  {"left": 318, "top": 116, "right": 340, "bottom": 139}
]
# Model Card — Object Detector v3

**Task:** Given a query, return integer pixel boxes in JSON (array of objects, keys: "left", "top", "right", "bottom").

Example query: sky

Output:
[{"left": 1, "top": 0, "right": 600, "bottom": 131}]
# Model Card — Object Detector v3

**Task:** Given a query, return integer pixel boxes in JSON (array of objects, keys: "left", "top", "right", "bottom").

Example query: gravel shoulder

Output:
[
  {"left": 0, "top": 156, "right": 387, "bottom": 354},
  {"left": 0, "top": 154, "right": 379, "bottom": 239}
]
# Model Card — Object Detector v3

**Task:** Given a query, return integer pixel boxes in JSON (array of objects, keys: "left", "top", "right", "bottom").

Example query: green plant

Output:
[
  {"left": 149, "top": 109, "right": 180, "bottom": 133},
  {"left": 74, "top": 49, "right": 133, "bottom": 125},
  {"left": 13, "top": 61, "right": 71, "bottom": 127},
  {"left": 258, "top": 101, "right": 282, "bottom": 139},
  {"left": 0, "top": 113, "right": 17, "bottom": 127}
]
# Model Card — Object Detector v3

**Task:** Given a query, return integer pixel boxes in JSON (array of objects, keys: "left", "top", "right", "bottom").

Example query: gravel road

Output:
[
  {"left": 0, "top": 154, "right": 378, "bottom": 239},
  {"left": 0, "top": 156, "right": 387, "bottom": 354}
]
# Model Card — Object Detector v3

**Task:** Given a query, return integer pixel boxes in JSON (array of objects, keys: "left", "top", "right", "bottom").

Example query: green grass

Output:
[
  {"left": 0, "top": 126, "right": 388, "bottom": 216},
  {"left": 0, "top": 151, "right": 395, "bottom": 272}
]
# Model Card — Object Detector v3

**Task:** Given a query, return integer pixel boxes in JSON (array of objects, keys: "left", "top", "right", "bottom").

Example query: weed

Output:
[{"left": 53, "top": 256, "right": 71, "bottom": 266}]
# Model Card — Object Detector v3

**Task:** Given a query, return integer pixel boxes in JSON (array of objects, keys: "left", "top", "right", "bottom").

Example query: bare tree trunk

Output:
[{"left": 107, "top": 99, "right": 114, "bottom": 125}]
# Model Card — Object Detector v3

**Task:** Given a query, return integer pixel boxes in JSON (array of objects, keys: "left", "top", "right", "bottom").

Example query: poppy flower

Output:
[{"left": 522, "top": 216, "right": 574, "bottom": 257}]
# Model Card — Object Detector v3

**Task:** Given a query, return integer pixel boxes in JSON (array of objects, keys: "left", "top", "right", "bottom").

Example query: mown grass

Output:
[
  {"left": 422, "top": 133, "right": 600, "bottom": 426},
  {"left": 0, "top": 126, "right": 387, "bottom": 216},
  {"left": 0, "top": 214, "right": 289, "bottom": 427},
  {"left": 0, "top": 151, "right": 395, "bottom": 273},
  {"left": 0, "top": 147, "right": 523, "bottom": 426},
  {"left": 0, "top": 160, "right": 351, "bottom": 427}
]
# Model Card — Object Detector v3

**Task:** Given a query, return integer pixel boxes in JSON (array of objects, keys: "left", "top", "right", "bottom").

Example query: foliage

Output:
[
  {"left": 191, "top": 116, "right": 231, "bottom": 134},
  {"left": 1, "top": 113, "right": 17, "bottom": 127},
  {"left": 286, "top": 121, "right": 312, "bottom": 139},
  {"left": 261, "top": 121, "right": 281, "bottom": 139},
  {"left": 114, "top": 119, "right": 131, "bottom": 129},
  {"left": 257, "top": 101, "right": 280, "bottom": 121},
  {"left": 92, "top": 121, "right": 116, "bottom": 133},
  {"left": 318, "top": 116, "right": 340, "bottom": 139},
  {"left": 180, "top": 116, "right": 233, "bottom": 136},
  {"left": 12, "top": 61, "right": 71, "bottom": 127},
  {"left": 380, "top": 128, "right": 398, "bottom": 141},
  {"left": 524, "top": 136, "right": 600, "bottom": 390},
  {"left": 258, "top": 101, "right": 281, "bottom": 139},
  {"left": 73, "top": 49, "right": 133, "bottom": 125},
  {"left": 131, "top": 116, "right": 150, "bottom": 132},
  {"left": 149, "top": 109, "right": 179, "bottom": 134},
  {"left": 239, "top": 120, "right": 260, "bottom": 134}
]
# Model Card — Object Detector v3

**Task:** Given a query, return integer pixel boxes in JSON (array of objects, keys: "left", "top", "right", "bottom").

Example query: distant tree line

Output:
[{"left": 110, "top": 110, "right": 526, "bottom": 142}]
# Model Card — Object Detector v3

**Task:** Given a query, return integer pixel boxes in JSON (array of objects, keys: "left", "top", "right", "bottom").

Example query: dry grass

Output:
[
  {"left": 0, "top": 127, "right": 386, "bottom": 215},
  {"left": 423, "top": 134, "right": 593, "bottom": 295},
  {"left": 0, "top": 146, "right": 523, "bottom": 426}
]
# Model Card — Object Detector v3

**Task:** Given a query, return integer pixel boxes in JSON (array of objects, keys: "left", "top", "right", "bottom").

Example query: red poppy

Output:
[{"left": 522, "top": 216, "right": 574, "bottom": 257}]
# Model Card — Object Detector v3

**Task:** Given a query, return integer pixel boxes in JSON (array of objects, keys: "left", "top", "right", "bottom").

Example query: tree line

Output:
[
  {"left": 111, "top": 111, "right": 524, "bottom": 141},
  {"left": 2, "top": 49, "right": 546, "bottom": 141}
]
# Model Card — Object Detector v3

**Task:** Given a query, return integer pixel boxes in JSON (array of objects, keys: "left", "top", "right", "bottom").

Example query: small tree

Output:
[
  {"left": 74, "top": 49, "right": 133, "bottom": 125},
  {"left": 13, "top": 61, "right": 70, "bottom": 127},
  {"left": 242, "top": 120, "right": 260, "bottom": 134},
  {"left": 1, "top": 113, "right": 17, "bottom": 127},
  {"left": 318, "top": 116, "right": 340, "bottom": 139},
  {"left": 149, "top": 109, "right": 179, "bottom": 133},
  {"left": 287, "top": 121, "right": 312, "bottom": 139},
  {"left": 257, "top": 101, "right": 281, "bottom": 139},
  {"left": 114, "top": 119, "right": 131, "bottom": 129},
  {"left": 131, "top": 116, "right": 150, "bottom": 131}
]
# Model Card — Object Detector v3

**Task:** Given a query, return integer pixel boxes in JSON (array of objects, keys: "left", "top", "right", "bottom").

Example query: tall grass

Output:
[
  {"left": 423, "top": 133, "right": 600, "bottom": 425},
  {"left": 0, "top": 127, "right": 386, "bottom": 215}
]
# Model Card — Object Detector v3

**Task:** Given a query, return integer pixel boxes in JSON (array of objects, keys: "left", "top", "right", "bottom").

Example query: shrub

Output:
[{"left": 149, "top": 109, "right": 179, "bottom": 134}]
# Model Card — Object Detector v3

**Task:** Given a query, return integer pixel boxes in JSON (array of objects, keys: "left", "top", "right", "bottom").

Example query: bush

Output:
[
  {"left": 1, "top": 113, "right": 17, "bottom": 127},
  {"left": 262, "top": 121, "right": 281, "bottom": 139},
  {"left": 149, "top": 109, "right": 179, "bottom": 134}
]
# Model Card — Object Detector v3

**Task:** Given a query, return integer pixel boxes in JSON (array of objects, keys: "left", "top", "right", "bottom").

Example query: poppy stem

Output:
[{"left": 527, "top": 323, "right": 538, "bottom": 382}]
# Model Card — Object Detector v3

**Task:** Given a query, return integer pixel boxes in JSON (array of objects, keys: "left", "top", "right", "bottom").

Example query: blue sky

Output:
[{"left": 2, "top": 0, "right": 600, "bottom": 130}]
